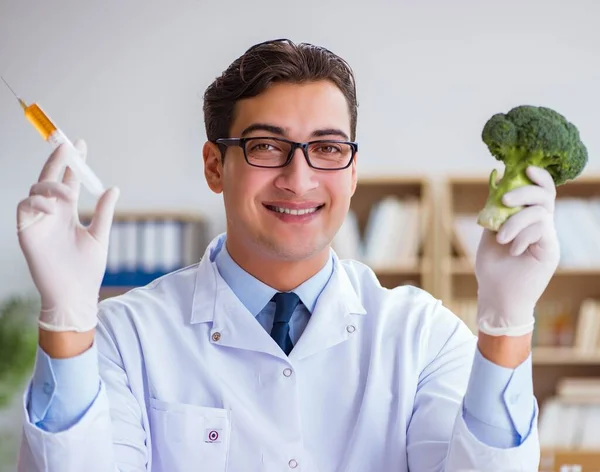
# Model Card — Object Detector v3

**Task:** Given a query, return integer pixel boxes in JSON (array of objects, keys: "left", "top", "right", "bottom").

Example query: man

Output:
[{"left": 16, "top": 39, "right": 558, "bottom": 471}]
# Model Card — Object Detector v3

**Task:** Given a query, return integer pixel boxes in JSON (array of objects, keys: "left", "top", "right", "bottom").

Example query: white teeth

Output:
[{"left": 269, "top": 206, "right": 319, "bottom": 215}]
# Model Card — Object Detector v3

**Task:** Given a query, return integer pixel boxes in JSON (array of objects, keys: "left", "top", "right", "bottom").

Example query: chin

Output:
[{"left": 258, "top": 235, "right": 331, "bottom": 262}]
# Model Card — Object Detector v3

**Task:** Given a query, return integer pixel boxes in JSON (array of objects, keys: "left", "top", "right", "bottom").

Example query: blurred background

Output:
[{"left": 1, "top": 0, "right": 599, "bottom": 470}]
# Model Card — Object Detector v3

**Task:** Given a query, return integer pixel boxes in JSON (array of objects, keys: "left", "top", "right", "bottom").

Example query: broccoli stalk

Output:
[
  {"left": 477, "top": 105, "right": 588, "bottom": 232},
  {"left": 478, "top": 150, "right": 542, "bottom": 231}
]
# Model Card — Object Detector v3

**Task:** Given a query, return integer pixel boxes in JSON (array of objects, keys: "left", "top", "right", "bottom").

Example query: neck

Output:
[{"left": 225, "top": 237, "right": 330, "bottom": 292}]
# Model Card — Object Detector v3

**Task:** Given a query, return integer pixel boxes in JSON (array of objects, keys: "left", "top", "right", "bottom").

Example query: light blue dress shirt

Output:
[{"left": 28, "top": 240, "right": 535, "bottom": 448}]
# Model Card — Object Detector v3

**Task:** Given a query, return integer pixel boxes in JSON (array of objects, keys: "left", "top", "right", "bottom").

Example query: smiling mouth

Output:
[{"left": 264, "top": 204, "right": 325, "bottom": 215}]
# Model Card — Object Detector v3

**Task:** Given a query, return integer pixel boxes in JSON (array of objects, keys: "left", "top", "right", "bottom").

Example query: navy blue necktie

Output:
[{"left": 270, "top": 292, "right": 300, "bottom": 355}]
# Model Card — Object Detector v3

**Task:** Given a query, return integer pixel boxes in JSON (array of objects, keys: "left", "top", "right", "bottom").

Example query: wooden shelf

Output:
[
  {"left": 349, "top": 176, "right": 434, "bottom": 293},
  {"left": 444, "top": 258, "right": 473, "bottom": 274},
  {"left": 540, "top": 448, "right": 600, "bottom": 471},
  {"left": 447, "top": 257, "right": 600, "bottom": 276},
  {"left": 554, "top": 267, "right": 600, "bottom": 276},
  {"left": 100, "top": 286, "right": 134, "bottom": 299},
  {"left": 533, "top": 347, "right": 600, "bottom": 365},
  {"left": 372, "top": 259, "right": 431, "bottom": 276},
  {"left": 80, "top": 210, "right": 206, "bottom": 223}
]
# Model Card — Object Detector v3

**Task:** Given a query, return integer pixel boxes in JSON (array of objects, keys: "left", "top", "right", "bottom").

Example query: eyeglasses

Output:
[{"left": 215, "top": 136, "right": 358, "bottom": 170}]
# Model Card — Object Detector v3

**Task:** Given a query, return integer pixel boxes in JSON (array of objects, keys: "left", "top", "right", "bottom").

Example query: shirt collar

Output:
[{"left": 214, "top": 235, "right": 334, "bottom": 317}]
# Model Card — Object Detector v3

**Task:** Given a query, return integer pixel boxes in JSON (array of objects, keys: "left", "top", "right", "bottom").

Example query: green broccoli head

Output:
[{"left": 477, "top": 105, "right": 588, "bottom": 231}]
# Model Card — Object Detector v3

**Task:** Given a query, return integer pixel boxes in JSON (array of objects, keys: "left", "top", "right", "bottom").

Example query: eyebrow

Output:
[{"left": 240, "top": 123, "right": 350, "bottom": 141}]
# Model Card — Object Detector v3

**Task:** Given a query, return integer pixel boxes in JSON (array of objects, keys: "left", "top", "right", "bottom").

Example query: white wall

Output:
[{"left": 0, "top": 0, "right": 598, "bottom": 300}]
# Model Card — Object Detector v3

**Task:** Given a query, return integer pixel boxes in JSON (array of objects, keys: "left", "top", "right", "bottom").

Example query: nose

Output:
[{"left": 274, "top": 147, "right": 319, "bottom": 196}]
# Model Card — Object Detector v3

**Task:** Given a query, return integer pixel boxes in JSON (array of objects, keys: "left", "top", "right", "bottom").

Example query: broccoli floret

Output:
[{"left": 477, "top": 105, "right": 588, "bottom": 231}]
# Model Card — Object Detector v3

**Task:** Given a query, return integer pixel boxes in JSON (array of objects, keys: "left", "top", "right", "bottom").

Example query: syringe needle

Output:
[
  {"left": 1, "top": 76, "right": 27, "bottom": 109},
  {"left": 1, "top": 76, "right": 19, "bottom": 97}
]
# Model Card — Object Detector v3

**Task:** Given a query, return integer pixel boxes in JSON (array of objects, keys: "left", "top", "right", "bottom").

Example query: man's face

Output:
[{"left": 205, "top": 81, "right": 358, "bottom": 263}]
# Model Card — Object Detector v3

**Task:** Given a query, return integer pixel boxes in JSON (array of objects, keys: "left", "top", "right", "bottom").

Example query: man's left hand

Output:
[{"left": 475, "top": 165, "right": 561, "bottom": 337}]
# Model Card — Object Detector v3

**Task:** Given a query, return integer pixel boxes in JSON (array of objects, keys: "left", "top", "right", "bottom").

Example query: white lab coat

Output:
[{"left": 18, "top": 238, "right": 540, "bottom": 471}]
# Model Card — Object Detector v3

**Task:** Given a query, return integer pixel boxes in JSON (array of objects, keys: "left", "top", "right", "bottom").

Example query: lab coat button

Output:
[
  {"left": 288, "top": 459, "right": 298, "bottom": 468},
  {"left": 283, "top": 368, "right": 293, "bottom": 377},
  {"left": 346, "top": 325, "right": 356, "bottom": 333},
  {"left": 212, "top": 332, "right": 221, "bottom": 342},
  {"left": 43, "top": 382, "right": 53, "bottom": 395}
]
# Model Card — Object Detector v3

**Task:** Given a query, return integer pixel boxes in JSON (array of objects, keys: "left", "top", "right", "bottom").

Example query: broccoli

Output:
[{"left": 477, "top": 105, "right": 588, "bottom": 231}]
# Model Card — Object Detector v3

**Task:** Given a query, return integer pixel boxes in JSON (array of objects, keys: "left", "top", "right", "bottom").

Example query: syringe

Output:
[{"left": 1, "top": 76, "right": 105, "bottom": 197}]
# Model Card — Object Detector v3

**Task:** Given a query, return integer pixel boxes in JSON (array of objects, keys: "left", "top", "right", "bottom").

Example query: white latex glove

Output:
[
  {"left": 17, "top": 140, "right": 120, "bottom": 332},
  {"left": 475, "top": 166, "right": 560, "bottom": 336}
]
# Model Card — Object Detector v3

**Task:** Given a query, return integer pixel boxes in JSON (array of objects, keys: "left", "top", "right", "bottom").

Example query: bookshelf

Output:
[
  {"left": 79, "top": 211, "right": 209, "bottom": 299},
  {"left": 440, "top": 175, "right": 600, "bottom": 359},
  {"left": 94, "top": 178, "right": 435, "bottom": 301},
  {"left": 440, "top": 174, "right": 600, "bottom": 465},
  {"left": 342, "top": 176, "right": 434, "bottom": 293}
]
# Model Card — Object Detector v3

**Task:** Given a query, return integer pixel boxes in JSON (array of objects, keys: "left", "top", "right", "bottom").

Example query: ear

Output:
[
  {"left": 203, "top": 141, "right": 224, "bottom": 194},
  {"left": 350, "top": 152, "right": 358, "bottom": 196}
]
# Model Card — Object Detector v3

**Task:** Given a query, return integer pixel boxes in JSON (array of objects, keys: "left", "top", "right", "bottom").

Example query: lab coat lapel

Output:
[
  {"left": 189, "top": 238, "right": 287, "bottom": 359},
  {"left": 211, "top": 278, "right": 287, "bottom": 358},
  {"left": 290, "top": 257, "right": 367, "bottom": 362}
]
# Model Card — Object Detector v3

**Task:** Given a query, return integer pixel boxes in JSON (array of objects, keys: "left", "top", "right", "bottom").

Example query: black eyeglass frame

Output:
[{"left": 215, "top": 137, "right": 358, "bottom": 170}]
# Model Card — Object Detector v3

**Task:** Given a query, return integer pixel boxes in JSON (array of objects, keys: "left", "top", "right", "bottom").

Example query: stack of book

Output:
[
  {"left": 447, "top": 298, "right": 600, "bottom": 350},
  {"left": 92, "top": 216, "right": 207, "bottom": 287},
  {"left": 572, "top": 299, "right": 600, "bottom": 354},
  {"left": 333, "top": 196, "right": 425, "bottom": 269},
  {"left": 539, "top": 377, "right": 600, "bottom": 451},
  {"left": 453, "top": 197, "right": 600, "bottom": 269}
]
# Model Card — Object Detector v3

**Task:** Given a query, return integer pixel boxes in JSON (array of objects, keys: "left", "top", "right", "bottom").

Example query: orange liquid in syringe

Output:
[{"left": 22, "top": 102, "right": 57, "bottom": 141}]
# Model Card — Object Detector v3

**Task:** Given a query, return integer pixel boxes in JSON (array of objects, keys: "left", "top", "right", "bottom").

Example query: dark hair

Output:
[{"left": 203, "top": 38, "right": 358, "bottom": 144}]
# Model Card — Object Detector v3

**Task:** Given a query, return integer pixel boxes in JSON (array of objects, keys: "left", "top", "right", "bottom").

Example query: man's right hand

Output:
[{"left": 17, "top": 139, "right": 119, "bottom": 357}]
